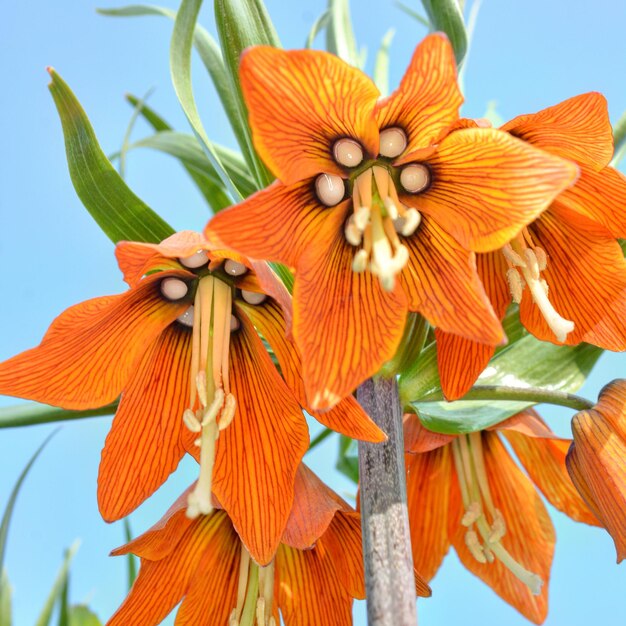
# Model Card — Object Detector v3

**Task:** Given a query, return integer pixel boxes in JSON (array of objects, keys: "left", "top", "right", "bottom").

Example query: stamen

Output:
[
  {"left": 224, "top": 259, "right": 248, "bottom": 276},
  {"left": 218, "top": 394, "right": 237, "bottom": 430},
  {"left": 465, "top": 529, "right": 488, "bottom": 563},
  {"left": 179, "top": 250, "right": 209, "bottom": 268},
  {"left": 344, "top": 216, "right": 363, "bottom": 246},
  {"left": 400, "top": 163, "right": 430, "bottom": 193},
  {"left": 182, "top": 408, "right": 202, "bottom": 433},
  {"left": 241, "top": 290, "right": 268, "bottom": 305},
  {"left": 352, "top": 249, "right": 368, "bottom": 272},
  {"left": 461, "top": 501, "right": 482, "bottom": 526},
  {"left": 176, "top": 305, "right": 195, "bottom": 327},
  {"left": 160, "top": 277, "right": 188, "bottom": 301},
  {"left": 315, "top": 173, "right": 345, "bottom": 206},
  {"left": 333, "top": 138, "right": 364, "bottom": 168},
  {"left": 394, "top": 208, "right": 421, "bottom": 237},
  {"left": 379, "top": 127, "right": 407, "bottom": 158},
  {"left": 506, "top": 269, "right": 524, "bottom": 303}
]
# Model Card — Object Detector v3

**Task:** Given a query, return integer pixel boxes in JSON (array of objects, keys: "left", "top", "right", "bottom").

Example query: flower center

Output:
[
  {"left": 184, "top": 275, "right": 238, "bottom": 519},
  {"left": 345, "top": 165, "right": 422, "bottom": 291},
  {"left": 451, "top": 433, "right": 543, "bottom": 595},
  {"left": 229, "top": 544, "right": 276, "bottom": 626},
  {"left": 502, "top": 229, "right": 574, "bottom": 342}
]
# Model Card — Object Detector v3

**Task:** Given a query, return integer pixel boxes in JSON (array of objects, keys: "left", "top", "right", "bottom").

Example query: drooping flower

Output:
[
  {"left": 205, "top": 34, "right": 578, "bottom": 410},
  {"left": 107, "top": 464, "right": 430, "bottom": 626},
  {"left": 0, "top": 231, "right": 384, "bottom": 565},
  {"left": 436, "top": 93, "right": 626, "bottom": 399},
  {"left": 404, "top": 410, "right": 599, "bottom": 623},
  {"left": 567, "top": 379, "right": 626, "bottom": 562}
]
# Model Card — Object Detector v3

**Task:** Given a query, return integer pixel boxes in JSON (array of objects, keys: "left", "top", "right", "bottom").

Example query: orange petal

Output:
[
  {"left": 405, "top": 445, "right": 453, "bottom": 581},
  {"left": 0, "top": 272, "right": 189, "bottom": 409},
  {"left": 206, "top": 180, "right": 342, "bottom": 269},
  {"left": 240, "top": 298, "right": 385, "bottom": 442},
  {"left": 276, "top": 543, "right": 355, "bottom": 626},
  {"left": 400, "top": 216, "right": 503, "bottom": 345},
  {"left": 240, "top": 46, "right": 379, "bottom": 184},
  {"left": 556, "top": 165, "right": 626, "bottom": 239},
  {"left": 567, "top": 408, "right": 626, "bottom": 562},
  {"left": 97, "top": 325, "right": 192, "bottom": 521},
  {"left": 501, "top": 411, "right": 599, "bottom": 526},
  {"left": 449, "top": 432, "right": 554, "bottom": 624},
  {"left": 594, "top": 379, "right": 626, "bottom": 437},
  {"left": 293, "top": 207, "right": 408, "bottom": 410},
  {"left": 376, "top": 33, "right": 462, "bottom": 157},
  {"left": 519, "top": 203, "right": 626, "bottom": 350},
  {"left": 403, "top": 413, "right": 456, "bottom": 453},
  {"left": 212, "top": 308, "right": 309, "bottom": 565},
  {"left": 435, "top": 251, "right": 511, "bottom": 399},
  {"left": 108, "top": 512, "right": 226, "bottom": 626},
  {"left": 501, "top": 92, "right": 613, "bottom": 170},
  {"left": 408, "top": 128, "right": 578, "bottom": 252}
]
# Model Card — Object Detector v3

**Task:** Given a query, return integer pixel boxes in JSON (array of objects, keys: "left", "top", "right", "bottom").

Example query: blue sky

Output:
[{"left": 1, "top": 1, "right": 626, "bottom": 624}]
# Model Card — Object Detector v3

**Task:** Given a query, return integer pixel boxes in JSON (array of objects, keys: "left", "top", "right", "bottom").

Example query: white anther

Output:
[
  {"left": 186, "top": 490, "right": 212, "bottom": 518},
  {"left": 315, "top": 173, "right": 345, "bottom": 206},
  {"left": 465, "top": 530, "right": 487, "bottom": 564},
  {"left": 176, "top": 305, "right": 195, "bottom": 327},
  {"left": 202, "top": 388, "right": 225, "bottom": 426},
  {"left": 395, "top": 208, "right": 421, "bottom": 237},
  {"left": 196, "top": 371, "right": 208, "bottom": 408},
  {"left": 392, "top": 244, "right": 409, "bottom": 270},
  {"left": 241, "top": 289, "right": 267, "bottom": 305},
  {"left": 219, "top": 394, "right": 237, "bottom": 431},
  {"left": 183, "top": 408, "right": 202, "bottom": 433},
  {"left": 224, "top": 259, "right": 248, "bottom": 276},
  {"left": 353, "top": 206, "right": 371, "bottom": 231},
  {"left": 527, "top": 276, "right": 574, "bottom": 343},
  {"left": 179, "top": 250, "right": 209, "bottom": 268},
  {"left": 160, "top": 277, "right": 188, "bottom": 301},
  {"left": 400, "top": 163, "right": 430, "bottom": 193},
  {"left": 524, "top": 248, "right": 540, "bottom": 280},
  {"left": 534, "top": 246, "right": 547, "bottom": 271},
  {"left": 461, "top": 502, "right": 482, "bottom": 527},
  {"left": 352, "top": 249, "right": 369, "bottom": 272},
  {"left": 379, "top": 127, "right": 408, "bottom": 158},
  {"left": 488, "top": 509, "right": 507, "bottom": 543},
  {"left": 333, "top": 138, "right": 364, "bottom": 168},
  {"left": 383, "top": 196, "right": 399, "bottom": 220},
  {"left": 344, "top": 216, "right": 363, "bottom": 246},
  {"left": 502, "top": 244, "right": 526, "bottom": 267},
  {"left": 230, "top": 315, "right": 240, "bottom": 332},
  {"left": 379, "top": 273, "right": 395, "bottom": 292},
  {"left": 506, "top": 268, "right": 524, "bottom": 303}
]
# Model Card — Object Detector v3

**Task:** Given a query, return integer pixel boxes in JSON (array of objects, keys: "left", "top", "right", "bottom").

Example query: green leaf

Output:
[
  {"left": 611, "top": 107, "right": 626, "bottom": 167},
  {"left": 0, "top": 569, "right": 12, "bottom": 626},
  {"left": 395, "top": 2, "right": 430, "bottom": 28},
  {"left": 269, "top": 262, "right": 294, "bottom": 294},
  {"left": 68, "top": 606, "right": 102, "bottom": 626},
  {"left": 326, "top": 0, "right": 362, "bottom": 67},
  {"left": 35, "top": 541, "right": 80, "bottom": 626},
  {"left": 0, "top": 402, "right": 116, "bottom": 429},
  {"left": 420, "top": 0, "right": 468, "bottom": 65},
  {"left": 48, "top": 69, "right": 174, "bottom": 244},
  {"left": 170, "top": 0, "right": 244, "bottom": 199},
  {"left": 373, "top": 29, "right": 395, "bottom": 97},
  {"left": 214, "top": 0, "right": 280, "bottom": 188},
  {"left": 336, "top": 435, "right": 359, "bottom": 484},
  {"left": 305, "top": 9, "right": 330, "bottom": 48},
  {"left": 118, "top": 88, "right": 155, "bottom": 180},
  {"left": 123, "top": 519, "right": 137, "bottom": 591}
]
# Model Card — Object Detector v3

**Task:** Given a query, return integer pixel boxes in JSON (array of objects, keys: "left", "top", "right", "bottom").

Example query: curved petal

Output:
[
  {"left": 519, "top": 203, "right": 626, "bottom": 350},
  {"left": 98, "top": 325, "right": 192, "bottom": 522},
  {"left": 0, "top": 272, "right": 189, "bottom": 409},
  {"left": 449, "top": 433, "right": 554, "bottom": 624},
  {"left": 206, "top": 179, "right": 342, "bottom": 269},
  {"left": 293, "top": 206, "right": 408, "bottom": 410},
  {"left": 405, "top": 446, "right": 453, "bottom": 581},
  {"left": 556, "top": 165, "right": 626, "bottom": 239},
  {"left": 240, "top": 46, "right": 379, "bottom": 184},
  {"left": 501, "top": 92, "right": 613, "bottom": 170},
  {"left": 435, "top": 251, "right": 511, "bottom": 399},
  {"left": 212, "top": 309, "right": 309, "bottom": 565},
  {"left": 400, "top": 216, "right": 503, "bottom": 345},
  {"left": 240, "top": 299, "right": 384, "bottom": 442},
  {"left": 408, "top": 128, "right": 578, "bottom": 252},
  {"left": 404, "top": 413, "right": 456, "bottom": 453},
  {"left": 376, "top": 33, "right": 462, "bottom": 157}
]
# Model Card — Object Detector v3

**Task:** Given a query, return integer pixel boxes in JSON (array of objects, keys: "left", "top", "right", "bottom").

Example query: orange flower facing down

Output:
[
  {"left": 206, "top": 34, "right": 578, "bottom": 410},
  {"left": 436, "top": 93, "right": 626, "bottom": 399},
  {"left": 0, "top": 231, "right": 384, "bottom": 565},
  {"left": 404, "top": 410, "right": 599, "bottom": 624},
  {"left": 107, "top": 465, "right": 430, "bottom": 626},
  {"left": 567, "top": 379, "right": 626, "bottom": 562}
]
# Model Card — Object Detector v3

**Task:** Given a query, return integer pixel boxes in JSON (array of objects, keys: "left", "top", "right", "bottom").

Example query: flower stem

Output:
[
  {"left": 357, "top": 376, "right": 417, "bottom": 626},
  {"left": 418, "top": 385, "right": 593, "bottom": 411}
]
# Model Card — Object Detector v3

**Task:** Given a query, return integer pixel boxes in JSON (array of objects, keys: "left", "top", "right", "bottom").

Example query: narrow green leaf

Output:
[
  {"left": 123, "top": 519, "right": 137, "bottom": 590},
  {"left": 336, "top": 435, "right": 359, "bottom": 484},
  {"left": 0, "top": 569, "right": 12, "bottom": 626},
  {"left": 35, "top": 541, "right": 80, "bottom": 626},
  {"left": 68, "top": 606, "right": 102, "bottom": 626},
  {"left": 118, "top": 88, "right": 155, "bottom": 180},
  {"left": 48, "top": 69, "right": 174, "bottom": 244},
  {"left": 57, "top": 550, "right": 69, "bottom": 626},
  {"left": 420, "top": 0, "right": 468, "bottom": 65},
  {"left": 305, "top": 9, "right": 330, "bottom": 48},
  {"left": 0, "top": 402, "right": 116, "bottom": 429},
  {"left": 0, "top": 431, "right": 58, "bottom": 576},
  {"left": 395, "top": 2, "right": 430, "bottom": 28},
  {"left": 373, "top": 29, "right": 395, "bottom": 97},
  {"left": 308, "top": 427, "right": 333, "bottom": 451},
  {"left": 611, "top": 107, "right": 626, "bottom": 167},
  {"left": 269, "top": 262, "right": 294, "bottom": 294},
  {"left": 214, "top": 0, "right": 280, "bottom": 188},
  {"left": 326, "top": 0, "right": 361, "bottom": 67},
  {"left": 125, "top": 93, "right": 169, "bottom": 131},
  {"left": 170, "top": 0, "right": 243, "bottom": 199}
]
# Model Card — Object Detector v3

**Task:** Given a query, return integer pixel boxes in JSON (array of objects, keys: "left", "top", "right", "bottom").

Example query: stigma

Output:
[{"left": 502, "top": 230, "right": 574, "bottom": 342}]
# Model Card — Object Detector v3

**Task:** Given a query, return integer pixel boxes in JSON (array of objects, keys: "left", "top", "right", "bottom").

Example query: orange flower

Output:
[
  {"left": 404, "top": 410, "right": 599, "bottom": 624},
  {"left": 107, "top": 464, "right": 430, "bottom": 626},
  {"left": 205, "top": 34, "right": 577, "bottom": 410},
  {"left": 0, "top": 230, "right": 384, "bottom": 565},
  {"left": 436, "top": 93, "right": 626, "bottom": 399},
  {"left": 567, "top": 379, "right": 626, "bottom": 562}
]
